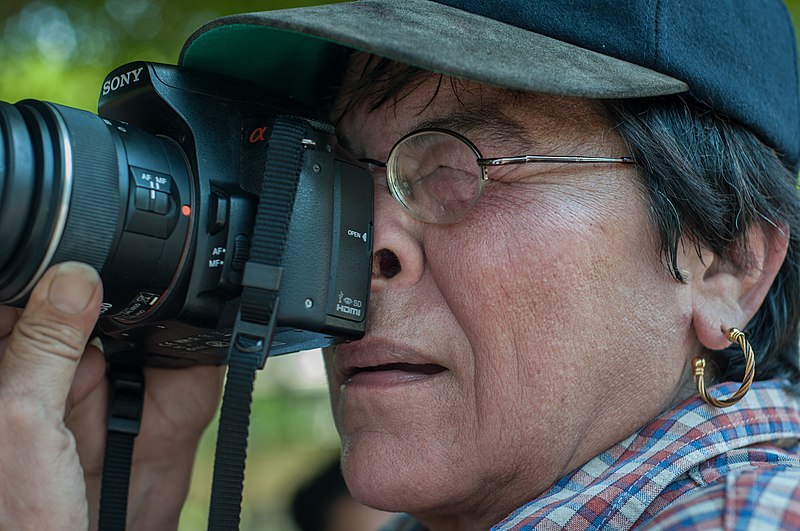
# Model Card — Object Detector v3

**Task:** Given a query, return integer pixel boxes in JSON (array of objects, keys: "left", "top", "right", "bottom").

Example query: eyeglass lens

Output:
[{"left": 386, "top": 130, "right": 484, "bottom": 224}]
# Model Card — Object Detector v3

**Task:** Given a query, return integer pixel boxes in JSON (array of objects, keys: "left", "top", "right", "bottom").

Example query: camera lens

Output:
[
  {"left": 0, "top": 100, "right": 123, "bottom": 302},
  {"left": 0, "top": 99, "right": 193, "bottom": 318}
]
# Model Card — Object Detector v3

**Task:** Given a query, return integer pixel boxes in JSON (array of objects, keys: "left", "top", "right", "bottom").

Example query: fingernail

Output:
[
  {"left": 89, "top": 336, "right": 105, "bottom": 352},
  {"left": 48, "top": 262, "right": 100, "bottom": 314}
]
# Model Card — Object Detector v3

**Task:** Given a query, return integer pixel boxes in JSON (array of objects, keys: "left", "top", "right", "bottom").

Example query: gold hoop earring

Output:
[{"left": 693, "top": 328, "right": 755, "bottom": 408}]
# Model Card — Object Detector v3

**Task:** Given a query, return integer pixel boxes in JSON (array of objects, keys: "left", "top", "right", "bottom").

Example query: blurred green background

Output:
[
  {"left": 2, "top": 0, "right": 800, "bottom": 529},
  {"left": 0, "top": 3, "right": 347, "bottom": 530}
]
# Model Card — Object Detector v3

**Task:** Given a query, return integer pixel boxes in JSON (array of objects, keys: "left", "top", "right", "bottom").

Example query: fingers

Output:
[
  {"left": 0, "top": 306, "right": 22, "bottom": 337},
  {"left": 0, "top": 307, "right": 22, "bottom": 354},
  {"left": 0, "top": 262, "right": 102, "bottom": 411},
  {"left": 0, "top": 306, "right": 22, "bottom": 359},
  {"left": 65, "top": 341, "right": 106, "bottom": 416}
]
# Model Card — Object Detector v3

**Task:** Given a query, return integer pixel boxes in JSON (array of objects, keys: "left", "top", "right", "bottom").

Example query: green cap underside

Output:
[{"left": 181, "top": 24, "right": 353, "bottom": 110}]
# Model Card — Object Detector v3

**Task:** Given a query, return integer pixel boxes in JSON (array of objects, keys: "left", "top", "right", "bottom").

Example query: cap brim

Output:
[{"left": 180, "top": 0, "right": 688, "bottom": 109}]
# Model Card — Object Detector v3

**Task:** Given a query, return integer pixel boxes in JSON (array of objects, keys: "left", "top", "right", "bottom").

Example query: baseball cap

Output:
[{"left": 179, "top": 0, "right": 800, "bottom": 170}]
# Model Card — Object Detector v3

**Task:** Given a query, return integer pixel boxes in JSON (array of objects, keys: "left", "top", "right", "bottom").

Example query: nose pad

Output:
[{"left": 373, "top": 248, "right": 401, "bottom": 279}]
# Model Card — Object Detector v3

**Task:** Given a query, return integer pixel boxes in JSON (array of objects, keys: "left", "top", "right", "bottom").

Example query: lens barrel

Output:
[
  {"left": 0, "top": 100, "right": 123, "bottom": 302},
  {"left": 0, "top": 99, "right": 192, "bottom": 314}
]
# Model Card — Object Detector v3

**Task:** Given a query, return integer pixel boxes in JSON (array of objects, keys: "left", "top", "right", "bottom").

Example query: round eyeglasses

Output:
[{"left": 360, "top": 128, "right": 634, "bottom": 224}]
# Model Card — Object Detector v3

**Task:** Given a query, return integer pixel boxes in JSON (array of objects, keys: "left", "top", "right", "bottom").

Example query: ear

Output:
[{"left": 691, "top": 223, "right": 789, "bottom": 350}]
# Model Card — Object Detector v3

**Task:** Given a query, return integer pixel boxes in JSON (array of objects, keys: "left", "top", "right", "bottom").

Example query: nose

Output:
[{"left": 370, "top": 179, "right": 425, "bottom": 291}]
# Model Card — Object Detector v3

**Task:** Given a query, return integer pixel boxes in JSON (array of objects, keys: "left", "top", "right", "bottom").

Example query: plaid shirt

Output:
[{"left": 385, "top": 380, "right": 800, "bottom": 530}]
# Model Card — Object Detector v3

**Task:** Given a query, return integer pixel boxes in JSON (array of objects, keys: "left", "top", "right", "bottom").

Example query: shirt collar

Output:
[{"left": 495, "top": 380, "right": 800, "bottom": 529}]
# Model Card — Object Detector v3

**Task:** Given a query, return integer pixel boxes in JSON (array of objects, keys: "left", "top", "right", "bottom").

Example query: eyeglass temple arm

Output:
[
  {"left": 358, "top": 158, "right": 387, "bottom": 168},
  {"left": 477, "top": 155, "right": 634, "bottom": 167}
]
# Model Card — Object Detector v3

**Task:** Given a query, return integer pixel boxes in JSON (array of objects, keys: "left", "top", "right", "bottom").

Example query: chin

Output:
[{"left": 339, "top": 435, "right": 459, "bottom": 515}]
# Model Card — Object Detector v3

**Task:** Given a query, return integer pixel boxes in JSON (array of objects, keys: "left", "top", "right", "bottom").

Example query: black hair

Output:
[{"left": 604, "top": 97, "right": 800, "bottom": 388}]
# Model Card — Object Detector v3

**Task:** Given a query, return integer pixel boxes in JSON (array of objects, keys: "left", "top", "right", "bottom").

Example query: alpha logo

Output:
[
  {"left": 102, "top": 67, "right": 144, "bottom": 96},
  {"left": 249, "top": 126, "right": 268, "bottom": 143}
]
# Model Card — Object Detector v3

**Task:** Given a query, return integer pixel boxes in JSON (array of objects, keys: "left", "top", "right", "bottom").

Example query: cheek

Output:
[
  {"left": 423, "top": 180, "right": 690, "bottom": 411},
  {"left": 426, "top": 183, "right": 641, "bottom": 329}
]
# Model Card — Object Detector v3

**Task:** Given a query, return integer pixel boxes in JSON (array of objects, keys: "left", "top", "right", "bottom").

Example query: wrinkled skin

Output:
[{"left": 324, "top": 60, "right": 787, "bottom": 531}]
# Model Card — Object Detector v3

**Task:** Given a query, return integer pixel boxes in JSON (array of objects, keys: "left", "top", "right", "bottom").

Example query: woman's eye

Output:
[{"left": 412, "top": 166, "right": 477, "bottom": 203}]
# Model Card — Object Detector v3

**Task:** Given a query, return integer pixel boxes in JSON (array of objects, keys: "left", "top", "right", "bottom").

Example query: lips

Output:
[
  {"left": 347, "top": 362, "right": 446, "bottom": 379},
  {"left": 334, "top": 341, "right": 448, "bottom": 386}
]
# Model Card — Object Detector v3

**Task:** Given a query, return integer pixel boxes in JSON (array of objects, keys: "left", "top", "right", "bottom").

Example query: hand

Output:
[
  {"left": 69, "top": 345, "right": 225, "bottom": 530},
  {"left": 0, "top": 262, "right": 225, "bottom": 530},
  {"left": 0, "top": 262, "right": 105, "bottom": 529}
]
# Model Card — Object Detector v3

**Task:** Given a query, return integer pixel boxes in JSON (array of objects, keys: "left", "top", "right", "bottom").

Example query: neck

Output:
[{"left": 414, "top": 505, "right": 509, "bottom": 531}]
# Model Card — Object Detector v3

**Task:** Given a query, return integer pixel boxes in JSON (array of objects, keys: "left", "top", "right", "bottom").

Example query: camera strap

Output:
[
  {"left": 98, "top": 362, "right": 145, "bottom": 531},
  {"left": 207, "top": 115, "right": 310, "bottom": 530}
]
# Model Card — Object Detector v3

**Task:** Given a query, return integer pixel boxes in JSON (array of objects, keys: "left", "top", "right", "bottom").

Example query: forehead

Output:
[{"left": 332, "top": 54, "right": 612, "bottom": 155}]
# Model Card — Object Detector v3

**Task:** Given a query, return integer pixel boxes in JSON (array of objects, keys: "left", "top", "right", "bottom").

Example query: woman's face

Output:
[{"left": 324, "top": 64, "right": 703, "bottom": 529}]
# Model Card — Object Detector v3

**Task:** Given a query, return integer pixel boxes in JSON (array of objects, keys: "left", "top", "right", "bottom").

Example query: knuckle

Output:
[
  {"left": 12, "top": 317, "right": 87, "bottom": 362},
  {"left": 0, "top": 397, "right": 51, "bottom": 434},
  {"left": 0, "top": 398, "right": 76, "bottom": 469}
]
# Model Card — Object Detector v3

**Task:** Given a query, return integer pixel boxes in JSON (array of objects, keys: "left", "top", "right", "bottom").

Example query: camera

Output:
[{"left": 0, "top": 61, "right": 373, "bottom": 366}]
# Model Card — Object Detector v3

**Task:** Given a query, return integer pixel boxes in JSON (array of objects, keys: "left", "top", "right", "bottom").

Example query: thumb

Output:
[{"left": 0, "top": 262, "right": 102, "bottom": 411}]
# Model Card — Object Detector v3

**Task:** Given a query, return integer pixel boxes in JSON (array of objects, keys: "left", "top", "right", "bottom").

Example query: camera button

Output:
[
  {"left": 134, "top": 188, "right": 150, "bottom": 211},
  {"left": 153, "top": 191, "right": 170, "bottom": 215},
  {"left": 231, "top": 235, "right": 250, "bottom": 272},
  {"left": 208, "top": 190, "right": 228, "bottom": 235}
]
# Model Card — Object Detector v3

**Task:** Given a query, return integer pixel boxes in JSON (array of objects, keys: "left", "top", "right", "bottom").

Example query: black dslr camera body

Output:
[{"left": 0, "top": 62, "right": 373, "bottom": 366}]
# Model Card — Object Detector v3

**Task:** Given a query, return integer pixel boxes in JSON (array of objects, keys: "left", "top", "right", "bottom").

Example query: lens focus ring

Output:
[
  {"left": 48, "top": 103, "right": 122, "bottom": 270},
  {"left": 0, "top": 100, "right": 122, "bottom": 302}
]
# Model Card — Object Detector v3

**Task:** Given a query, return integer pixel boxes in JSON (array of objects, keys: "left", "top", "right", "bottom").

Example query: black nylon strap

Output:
[
  {"left": 98, "top": 364, "right": 145, "bottom": 531},
  {"left": 239, "top": 116, "right": 307, "bottom": 327},
  {"left": 206, "top": 349, "right": 260, "bottom": 530},
  {"left": 98, "top": 432, "right": 135, "bottom": 530},
  {"left": 207, "top": 116, "right": 308, "bottom": 530}
]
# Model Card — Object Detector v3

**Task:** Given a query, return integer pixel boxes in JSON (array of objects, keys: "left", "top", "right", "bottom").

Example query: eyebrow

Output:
[
  {"left": 336, "top": 104, "right": 536, "bottom": 160},
  {"left": 413, "top": 107, "right": 535, "bottom": 152}
]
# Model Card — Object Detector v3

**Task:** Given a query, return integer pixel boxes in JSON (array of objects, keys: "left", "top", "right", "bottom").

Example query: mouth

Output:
[
  {"left": 334, "top": 340, "right": 449, "bottom": 388},
  {"left": 346, "top": 362, "right": 447, "bottom": 380}
]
